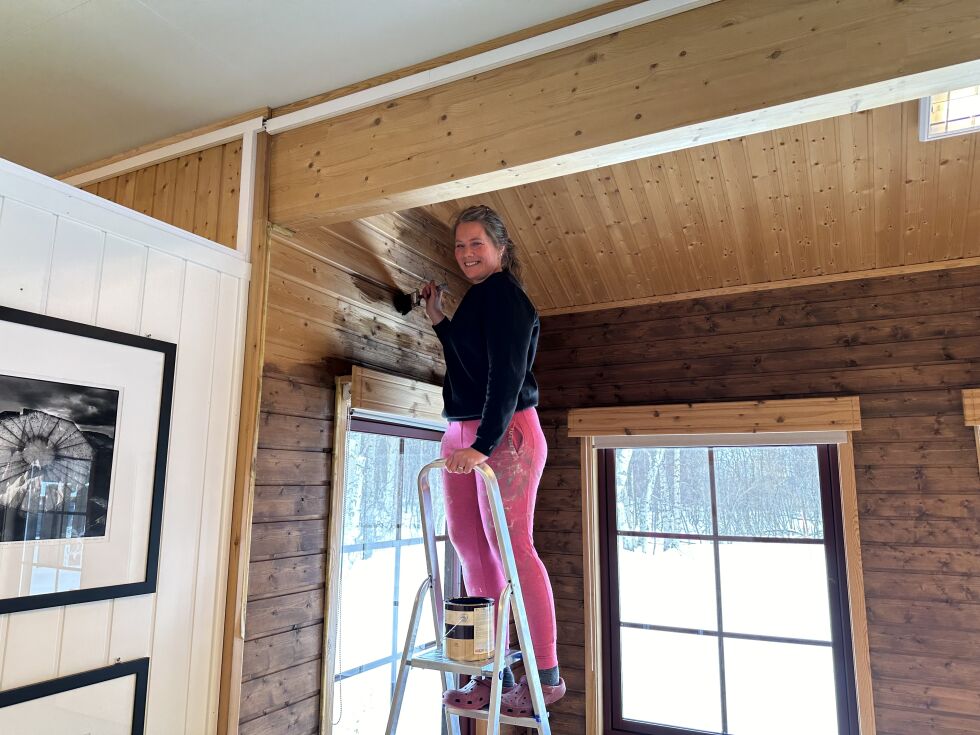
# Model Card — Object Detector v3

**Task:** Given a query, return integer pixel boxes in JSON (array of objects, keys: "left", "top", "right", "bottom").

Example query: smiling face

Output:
[{"left": 454, "top": 220, "right": 505, "bottom": 283}]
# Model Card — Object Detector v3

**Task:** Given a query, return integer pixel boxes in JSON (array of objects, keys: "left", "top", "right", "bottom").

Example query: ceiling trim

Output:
[
  {"left": 263, "top": 0, "right": 720, "bottom": 135},
  {"left": 537, "top": 255, "right": 980, "bottom": 317},
  {"left": 61, "top": 117, "right": 266, "bottom": 188}
]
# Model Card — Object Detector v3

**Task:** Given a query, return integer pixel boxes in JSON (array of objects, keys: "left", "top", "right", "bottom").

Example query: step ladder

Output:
[{"left": 385, "top": 459, "right": 552, "bottom": 735}]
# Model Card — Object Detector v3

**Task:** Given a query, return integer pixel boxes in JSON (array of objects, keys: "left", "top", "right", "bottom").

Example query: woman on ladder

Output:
[{"left": 420, "top": 204, "right": 565, "bottom": 718}]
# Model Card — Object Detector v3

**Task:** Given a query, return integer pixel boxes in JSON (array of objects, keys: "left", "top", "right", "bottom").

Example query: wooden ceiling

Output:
[{"left": 422, "top": 100, "right": 980, "bottom": 315}]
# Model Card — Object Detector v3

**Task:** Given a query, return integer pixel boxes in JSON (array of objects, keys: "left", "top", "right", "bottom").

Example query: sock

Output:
[
  {"left": 501, "top": 666, "right": 516, "bottom": 688},
  {"left": 538, "top": 666, "right": 560, "bottom": 687}
]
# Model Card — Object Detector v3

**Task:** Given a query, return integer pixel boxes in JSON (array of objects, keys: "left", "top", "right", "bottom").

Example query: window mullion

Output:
[{"left": 708, "top": 448, "right": 728, "bottom": 734}]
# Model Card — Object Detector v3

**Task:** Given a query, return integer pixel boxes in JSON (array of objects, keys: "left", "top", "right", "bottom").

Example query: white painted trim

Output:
[
  {"left": 1, "top": 157, "right": 250, "bottom": 278},
  {"left": 918, "top": 88, "right": 980, "bottom": 142},
  {"left": 263, "top": 0, "right": 721, "bottom": 135},
  {"left": 62, "top": 117, "right": 266, "bottom": 188},
  {"left": 237, "top": 129, "right": 259, "bottom": 260},
  {"left": 350, "top": 407, "right": 448, "bottom": 431},
  {"left": 594, "top": 430, "right": 849, "bottom": 449}
]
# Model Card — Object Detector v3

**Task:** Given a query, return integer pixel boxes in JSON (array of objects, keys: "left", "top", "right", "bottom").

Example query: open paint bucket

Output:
[{"left": 445, "top": 596, "right": 495, "bottom": 661}]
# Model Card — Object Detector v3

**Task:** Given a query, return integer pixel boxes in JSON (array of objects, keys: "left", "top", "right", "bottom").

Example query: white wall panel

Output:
[
  {"left": 0, "top": 158, "right": 249, "bottom": 734},
  {"left": 46, "top": 218, "right": 104, "bottom": 321}
]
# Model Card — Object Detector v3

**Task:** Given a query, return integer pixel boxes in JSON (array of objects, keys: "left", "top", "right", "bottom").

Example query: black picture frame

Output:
[
  {"left": 0, "top": 305, "right": 175, "bottom": 614},
  {"left": 0, "top": 658, "right": 149, "bottom": 734}
]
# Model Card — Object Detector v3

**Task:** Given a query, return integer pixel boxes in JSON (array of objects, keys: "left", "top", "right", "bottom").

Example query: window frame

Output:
[
  {"left": 571, "top": 397, "right": 875, "bottom": 735},
  {"left": 597, "top": 443, "right": 858, "bottom": 735},
  {"left": 322, "top": 371, "right": 452, "bottom": 734}
]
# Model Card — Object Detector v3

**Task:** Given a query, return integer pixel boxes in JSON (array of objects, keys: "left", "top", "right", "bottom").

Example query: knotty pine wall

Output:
[
  {"left": 534, "top": 266, "right": 980, "bottom": 735},
  {"left": 239, "top": 209, "right": 462, "bottom": 734},
  {"left": 79, "top": 141, "right": 243, "bottom": 250}
]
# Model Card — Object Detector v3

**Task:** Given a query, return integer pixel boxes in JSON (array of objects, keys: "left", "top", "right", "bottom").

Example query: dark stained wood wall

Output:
[
  {"left": 533, "top": 266, "right": 980, "bottom": 735},
  {"left": 239, "top": 209, "right": 459, "bottom": 734}
]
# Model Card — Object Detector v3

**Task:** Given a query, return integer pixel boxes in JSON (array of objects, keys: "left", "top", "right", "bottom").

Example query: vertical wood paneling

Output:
[
  {"left": 186, "top": 272, "right": 244, "bottom": 732},
  {"left": 0, "top": 609, "right": 63, "bottom": 689},
  {"left": 46, "top": 217, "right": 104, "bottom": 321},
  {"left": 0, "top": 198, "right": 57, "bottom": 311},
  {"left": 82, "top": 142, "right": 242, "bottom": 250},
  {"left": 423, "top": 101, "right": 980, "bottom": 316},
  {"left": 97, "top": 234, "right": 148, "bottom": 333},
  {"left": 0, "top": 164, "right": 249, "bottom": 735},
  {"left": 146, "top": 262, "right": 219, "bottom": 734},
  {"left": 58, "top": 601, "right": 112, "bottom": 676}
]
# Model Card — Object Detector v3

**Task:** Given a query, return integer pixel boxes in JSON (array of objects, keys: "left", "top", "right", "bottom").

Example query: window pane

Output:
[
  {"left": 397, "top": 541, "right": 447, "bottom": 647},
  {"left": 719, "top": 541, "right": 832, "bottom": 641},
  {"left": 620, "top": 628, "right": 721, "bottom": 732},
  {"left": 401, "top": 437, "right": 446, "bottom": 538},
  {"left": 331, "top": 663, "right": 392, "bottom": 735},
  {"left": 725, "top": 638, "right": 839, "bottom": 735},
  {"left": 344, "top": 432, "right": 401, "bottom": 546},
  {"left": 618, "top": 538, "right": 717, "bottom": 632},
  {"left": 338, "top": 548, "right": 395, "bottom": 669},
  {"left": 401, "top": 666, "right": 444, "bottom": 734},
  {"left": 714, "top": 446, "right": 823, "bottom": 538},
  {"left": 615, "top": 448, "right": 711, "bottom": 535}
]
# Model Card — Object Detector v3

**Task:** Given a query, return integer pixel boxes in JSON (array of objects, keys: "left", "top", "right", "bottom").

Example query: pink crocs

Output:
[
  {"left": 500, "top": 676, "right": 566, "bottom": 717},
  {"left": 443, "top": 677, "right": 499, "bottom": 710}
]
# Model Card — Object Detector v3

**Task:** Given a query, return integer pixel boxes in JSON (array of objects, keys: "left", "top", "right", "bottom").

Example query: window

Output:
[
  {"left": 327, "top": 417, "right": 455, "bottom": 735},
  {"left": 600, "top": 444, "right": 858, "bottom": 735},
  {"left": 919, "top": 85, "right": 980, "bottom": 140}
]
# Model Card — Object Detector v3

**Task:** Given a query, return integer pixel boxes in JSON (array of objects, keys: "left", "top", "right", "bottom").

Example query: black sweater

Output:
[{"left": 432, "top": 270, "right": 540, "bottom": 456}]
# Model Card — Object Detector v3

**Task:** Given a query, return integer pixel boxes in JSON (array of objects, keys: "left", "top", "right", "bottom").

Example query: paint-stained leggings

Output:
[{"left": 440, "top": 407, "right": 558, "bottom": 669}]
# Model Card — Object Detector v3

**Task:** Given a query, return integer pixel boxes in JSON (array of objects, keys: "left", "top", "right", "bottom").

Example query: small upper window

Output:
[{"left": 919, "top": 85, "right": 980, "bottom": 141}]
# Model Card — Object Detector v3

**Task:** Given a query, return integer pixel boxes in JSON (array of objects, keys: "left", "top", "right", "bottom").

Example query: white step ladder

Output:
[{"left": 385, "top": 459, "right": 552, "bottom": 735}]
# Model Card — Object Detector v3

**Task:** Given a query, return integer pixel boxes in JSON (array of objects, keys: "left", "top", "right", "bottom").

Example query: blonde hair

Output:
[{"left": 452, "top": 205, "right": 522, "bottom": 283}]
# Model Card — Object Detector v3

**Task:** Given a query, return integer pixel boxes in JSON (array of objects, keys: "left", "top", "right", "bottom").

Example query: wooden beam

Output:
[
  {"left": 268, "top": 0, "right": 980, "bottom": 227},
  {"left": 568, "top": 396, "right": 862, "bottom": 437},
  {"left": 217, "top": 131, "right": 271, "bottom": 735}
]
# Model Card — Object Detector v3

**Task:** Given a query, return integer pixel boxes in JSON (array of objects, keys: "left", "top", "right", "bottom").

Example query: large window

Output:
[
  {"left": 328, "top": 418, "right": 454, "bottom": 735},
  {"left": 600, "top": 444, "right": 858, "bottom": 735}
]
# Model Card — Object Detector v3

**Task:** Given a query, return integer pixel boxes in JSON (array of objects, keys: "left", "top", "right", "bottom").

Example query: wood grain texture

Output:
[
  {"left": 81, "top": 141, "right": 244, "bottom": 249},
  {"left": 240, "top": 209, "right": 456, "bottom": 732},
  {"left": 268, "top": 0, "right": 980, "bottom": 227},
  {"left": 538, "top": 264, "right": 980, "bottom": 734},
  {"left": 568, "top": 396, "right": 861, "bottom": 436},
  {"left": 423, "top": 101, "right": 980, "bottom": 316}
]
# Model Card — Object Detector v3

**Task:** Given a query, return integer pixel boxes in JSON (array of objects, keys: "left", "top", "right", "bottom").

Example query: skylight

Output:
[{"left": 920, "top": 85, "right": 980, "bottom": 141}]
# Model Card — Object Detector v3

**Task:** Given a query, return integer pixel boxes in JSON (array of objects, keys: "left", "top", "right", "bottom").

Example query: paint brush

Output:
[{"left": 393, "top": 283, "right": 447, "bottom": 315}]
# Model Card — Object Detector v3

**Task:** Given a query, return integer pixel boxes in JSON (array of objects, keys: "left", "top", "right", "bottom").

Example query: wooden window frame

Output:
[
  {"left": 321, "top": 367, "right": 448, "bottom": 733},
  {"left": 963, "top": 389, "right": 980, "bottom": 476},
  {"left": 571, "top": 397, "right": 875, "bottom": 735}
]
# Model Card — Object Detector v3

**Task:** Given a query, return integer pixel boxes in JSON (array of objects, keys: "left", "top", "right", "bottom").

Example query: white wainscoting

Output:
[{"left": 0, "top": 159, "right": 250, "bottom": 735}]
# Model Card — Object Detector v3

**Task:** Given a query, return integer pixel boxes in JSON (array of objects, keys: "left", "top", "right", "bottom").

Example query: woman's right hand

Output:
[{"left": 420, "top": 280, "right": 444, "bottom": 325}]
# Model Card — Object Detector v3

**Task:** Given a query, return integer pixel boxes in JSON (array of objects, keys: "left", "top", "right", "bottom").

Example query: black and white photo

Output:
[{"left": 0, "top": 374, "right": 119, "bottom": 544}]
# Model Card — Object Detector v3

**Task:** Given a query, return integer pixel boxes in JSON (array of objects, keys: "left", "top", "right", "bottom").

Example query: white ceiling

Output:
[{"left": 0, "top": 0, "right": 604, "bottom": 176}]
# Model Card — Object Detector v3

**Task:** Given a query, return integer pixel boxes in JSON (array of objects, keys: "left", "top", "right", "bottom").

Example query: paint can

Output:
[{"left": 445, "top": 596, "right": 495, "bottom": 661}]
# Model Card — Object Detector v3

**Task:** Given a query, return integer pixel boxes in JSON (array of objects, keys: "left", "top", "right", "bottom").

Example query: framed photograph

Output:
[
  {"left": 0, "top": 306, "right": 175, "bottom": 614},
  {"left": 0, "top": 658, "right": 149, "bottom": 734}
]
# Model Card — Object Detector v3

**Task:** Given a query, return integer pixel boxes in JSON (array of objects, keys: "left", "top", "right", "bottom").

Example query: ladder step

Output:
[
  {"left": 444, "top": 705, "right": 548, "bottom": 728},
  {"left": 409, "top": 647, "right": 523, "bottom": 676}
]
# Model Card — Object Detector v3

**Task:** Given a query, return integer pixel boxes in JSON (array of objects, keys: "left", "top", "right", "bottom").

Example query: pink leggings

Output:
[{"left": 440, "top": 407, "right": 558, "bottom": 669}]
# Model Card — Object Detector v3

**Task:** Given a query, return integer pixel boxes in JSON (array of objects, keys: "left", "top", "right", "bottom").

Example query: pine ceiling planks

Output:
[{"left": 421, "top": 101, "right": 980, "bottom": 315}]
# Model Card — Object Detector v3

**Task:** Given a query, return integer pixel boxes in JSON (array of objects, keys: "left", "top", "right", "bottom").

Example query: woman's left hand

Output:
[{"left": 446, "top": 448, "right": 488, "bottom": 474}]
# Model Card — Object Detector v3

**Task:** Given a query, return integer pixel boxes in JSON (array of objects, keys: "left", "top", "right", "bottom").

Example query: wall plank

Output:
[{"left": 537, "top": 263, "right": 980, "bottom": 733}]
